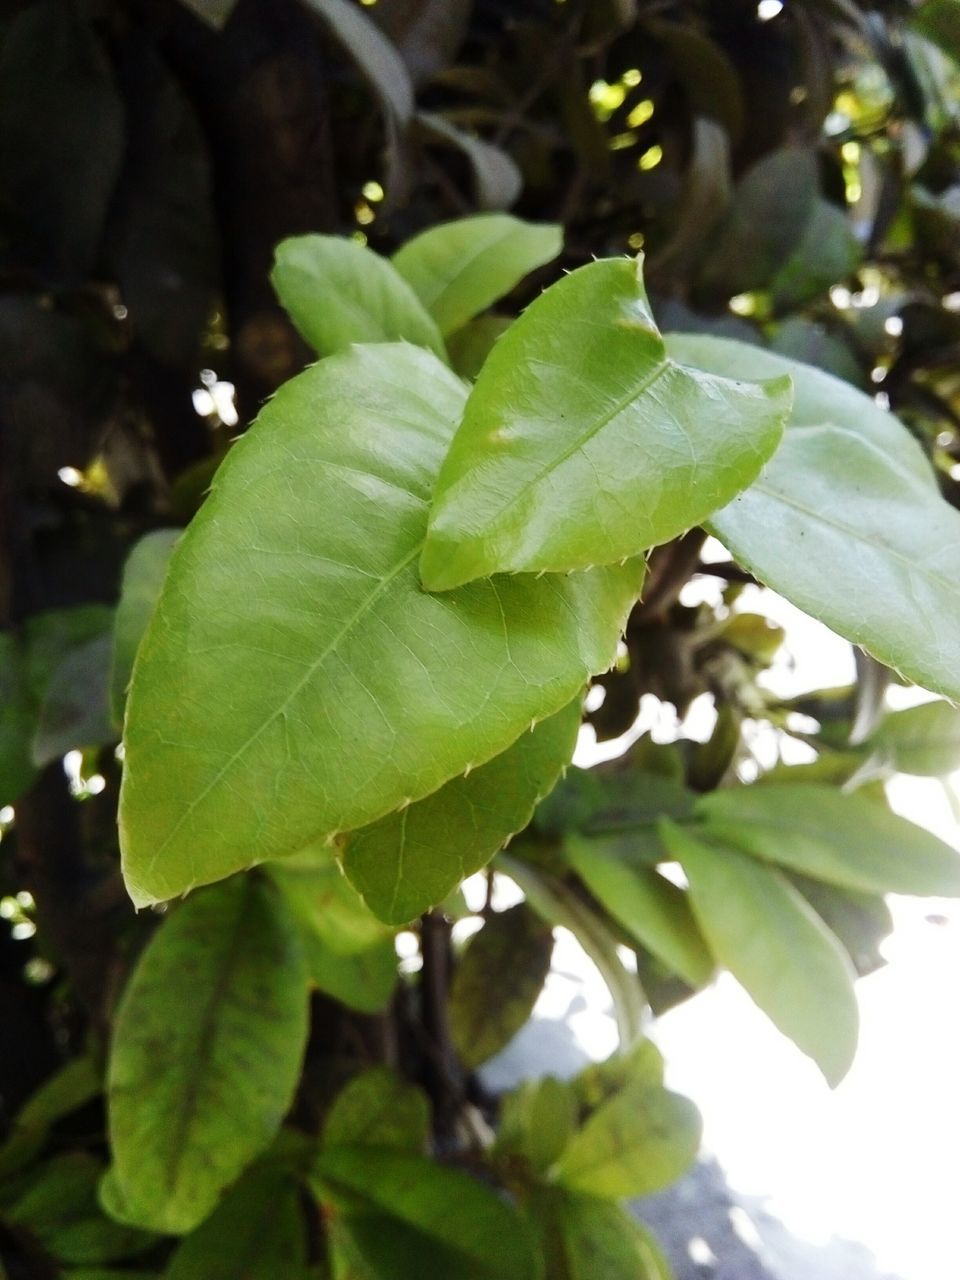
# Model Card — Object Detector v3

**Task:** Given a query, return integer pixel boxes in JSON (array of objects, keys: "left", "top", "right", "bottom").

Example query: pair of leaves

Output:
[
  {"left": 667, "top": 333, "right": 960, "bottom": 704},
  {"left": 119, "top": 342, "right": 641, "bottom": 907},
  {"left": 106, "top": 875, "right": 309, "bottom": 1233},
  {"left": 271, "top": 213, "right": 563, "bottom": 361}
]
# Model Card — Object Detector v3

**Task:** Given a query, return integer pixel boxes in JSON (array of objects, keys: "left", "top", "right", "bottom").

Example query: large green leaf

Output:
[
  {"left": 106, "top": 876, "right": 309, "bottom": 1233},
  {"left": 449, "top": 903, "right": 554, "bottom": 1068},
  {"left": 392, "top": 213, "right": 562, "bottom": 337},
  {"left": 271, "top": 235, "right": 445, "bottom": 360},
  {"left": 120, "top": 344, "right": 641, "bottom": 907},
  {"left": 865, "top": 700, "right": 960, "bottom": 776},
  {"left": 420, "top": 257, "right": 791, "bottom": 590},
  {"left": 339, "top": 700, "right": 581, "bottom": 925},
  {"left": 110, "top": 530, "right": 180, "bottom": 725},
  {"left": 695, "top": 784, "right": 960, "bottom": 896},
  {"left": 553, "top": 1049, "right": 701, "bottom": 1197},
  {"left": 322, "top": 1068, "right": 429, "bottom": 1152},
  {"left": 666, "top": 335, "right": 960, "bottom": 700},
  {"left": 164, "top": 1165, "right": 307, "bottom": 1279},
  {"left": 531, "top": 1189, "right": 670, "bottom": 1280},
  {"left": 565, "top": 838, "right": 714, "bottom": 988},
  {"left": 313, "top": 1147, "right": 541, "bottom": 1280},
  {"left": 665, "top": 333, "right": 934, "bottom": 483},
  {"left": 661, "top": 821, "right": 859, "bottom": 1086},
  {"left": 267, "top": 848, "right": 398, "bottom": 1013}
]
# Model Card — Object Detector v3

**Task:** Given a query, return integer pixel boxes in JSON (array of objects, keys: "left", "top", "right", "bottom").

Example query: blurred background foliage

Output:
[{"left": 4, "top": 0, "right": 960, "bottom": 1274}]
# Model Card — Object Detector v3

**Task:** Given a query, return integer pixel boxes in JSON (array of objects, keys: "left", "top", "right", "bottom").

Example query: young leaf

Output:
[
  {"left": 107, "top": 875, "right": 309, "bottom": 1233},
  {"left": 339, "top": 699, "right": 581, "bottom": 925},
  {"left": 110, "top": 530, "right": 179, "bottom": 724},
  {"left": 271, "top": 235, "right": 445, "bottom": 360},
  {"left": 553, "top": 1049, "right": 701, "bottom": 1197},
  {"left": 530, "top": 1188, "right": 671, "bottom": 1280},
  {"left": 494, "top": 1076, "right": 577, "bottom": 1176},
  {"left": 420, "top": 256, "right": 791, "bottom": 589},
  {"left": 313, "top": 1146, "right": 541, "bottom": 1280},
  {"left": 267, "top": 848, "right": 398, "bottom": 1013},
  {"left": 565, "top": 837, "right": 714, "bottom": 988},
  {"left": 164, "top": 1165, "right": 308, "bottom": 1279},
  {"left": 865, "top": 700, "right": 960, "bottom": 777},
  {"left": 392, "top": 213, "right": 561, "bottom": 338},
  {"left": 696, "top": 784, "right": 960, "bottom": 897},
  {"left": 120, "top": 344, "right": 641, "bottom": 907},
  {"left": 449, "top": 903, "right": 554, "bottom": 1069},
  {"left": 322, "top": 1068, "right": 429, "bottom": 1152},
  {"left": 661, "top": 820, "right": 859, "bottom": 1086}
]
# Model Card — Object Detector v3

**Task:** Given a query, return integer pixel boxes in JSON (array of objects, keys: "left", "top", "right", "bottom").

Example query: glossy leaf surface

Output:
[
  {"left": 449, "top": 903, "right": 554, "bottom": 1068},
  {"left": 271, "top": 234, "right": 445, "bottom": 360},
  {"left": 120, "top": 344, "right": 641, "bottom": 906},
  {"left": 696, "top": 784, "right": 960, "bottom": 896},
  {"left": 107, "top": 876, "right": 309, "bottom": 1232},
  {"left": 340, "top": 700, "right": 581, "bottom": 925},
  {"left": 421, "top": 257, "right": 790, "bottom": 589},
  {"left": 662, "top": 821, "right": 859, "bottom": 1086},
  {"left": 392, "top": 213, "right": 562, "bottom": 337}
]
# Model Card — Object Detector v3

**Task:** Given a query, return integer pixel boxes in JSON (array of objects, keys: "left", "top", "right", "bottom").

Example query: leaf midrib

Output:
[{"left": 141, "top": 541, "right": 423, "bottom": 879}]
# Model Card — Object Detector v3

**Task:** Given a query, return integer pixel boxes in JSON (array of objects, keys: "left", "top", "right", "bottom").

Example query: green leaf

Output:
[
  {"left": 661, "top": 820, "right": 859, "bottom": 1086},
  {"left": 769, "top": 198, "right": 862, "bottom": 312},
  {"left": 313, "top": 1146, "right": 541, "bottom": 1280},
  {"left": 106, "top": 875, "right": 309, "bottom": 1233},
  {"left": 271, "top": 235, "right": 445, "bottom": 360},
  {"left": 494, "top": 1076, "right": 577, "bottom": 1176},
  {"left": 6, "top": 1154, "right": 155, "bottom": 1265},
  {"left": 664, "top": 334, "right": 935, "bottom": 483},
  {"left": 553, "top": 1048, "right": 701, "bottom": 1197},
  {"left": 267, "top": 847, "right": 398, "bottom": 1013},
  {"left": 695, "top": 784, "right": 960, "bottom": 897},
  {"left": 110, "top": 531, "right": 180, "bottom": 725},
  {"left": 416, "top": 112, "right": 522, "bottom": 211},
  {"left": 32, "top": 633, "right": 115, "bottom": 767},
  {"left": 865, "top": 700, "right": 960, "bottom": 776},
  {"left": 535, "top": 760, "right": 694, "bottom": 839},
  {"left": 531, "top": 1189, "right": 671, "bottom": 1280},
  {"left": 120, "top": 344, "right": 641, "bottom": 907},
  {"left": 339, "top": 700, "right": 581, "bottom": 926},
  {"left": 393, "top": 214, "right": 562, "bottom": 339},
  {"left": 449, "top": 903, "right": 554, "bottom": 1068},
  {"left": 164, "top": 1166, "right": 308, "bottom": 1279},
  {"left": 668, "top": 337, "right": 960, "bottom": 702},
  {"left": 502, "top": 854, "right": 646, "bottom": 1048},
  {"left": 565, "top": 838, "right": 714, "bottom": 988},
  {"left": 420, "top": 256, "right": 791, "bottom": 589},
  {"left": 0, "top": 1056, "right": 99, "bottom": 1179},
  {"left": 323, "top": 1068, "right": 429, "bottom": 1152}
]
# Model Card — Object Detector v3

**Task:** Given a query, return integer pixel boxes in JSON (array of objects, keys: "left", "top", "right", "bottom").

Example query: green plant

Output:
[{"left": 5, "top": 1, "right": 960, "bottom": 1277}]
